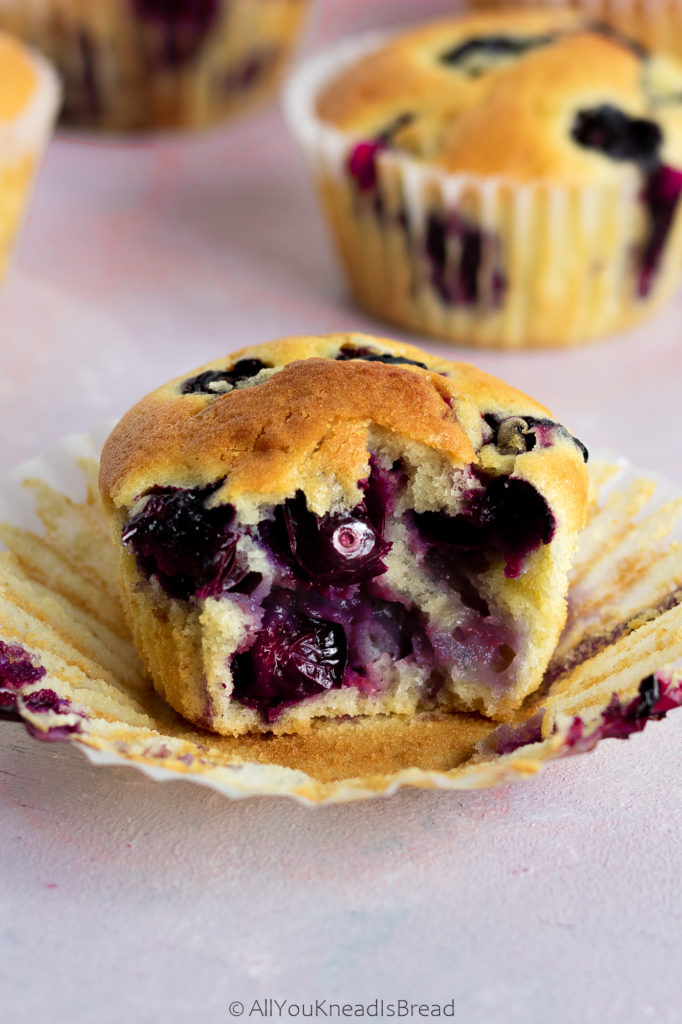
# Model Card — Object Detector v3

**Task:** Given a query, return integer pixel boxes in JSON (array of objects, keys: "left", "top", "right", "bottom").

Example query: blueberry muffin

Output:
[
  {"left": 0, "top": 0, "right": 310, "bottom": 131},
  {"left": 285, "top": 9, "right": 682, "bottom": 348},
  {"left": 0, "top": 31, "right": 60, "bottom": 282},
  {"left": 99, "top": 333, "right": 589, "bottom": 736}
]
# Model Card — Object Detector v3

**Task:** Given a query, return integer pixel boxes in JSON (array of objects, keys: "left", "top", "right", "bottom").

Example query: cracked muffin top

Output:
[
  {"left": 100, "top": 332, "right": 588, "bottom": 532},
  {"left": 316, "top": 9, "right": 682, "bottom": 183}
]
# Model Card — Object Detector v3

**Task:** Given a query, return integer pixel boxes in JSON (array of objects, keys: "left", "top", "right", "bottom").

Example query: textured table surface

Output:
[{"left": 2, "top": 3, "right": 682, "bottom": 1022}]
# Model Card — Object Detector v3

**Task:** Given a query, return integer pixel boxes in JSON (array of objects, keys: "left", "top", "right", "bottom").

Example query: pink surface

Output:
[{"left": 2, "top": 2, "right": 682, "bottom": 1021}]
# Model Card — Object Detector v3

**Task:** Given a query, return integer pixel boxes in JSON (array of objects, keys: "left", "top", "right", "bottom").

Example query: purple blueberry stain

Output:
[
  {"left": 563, "top": 671, "right": 682, "bottom": 753},
  {"left": 425, "top": 211, "right": 507, "bottom": 308},
  {"left": 24, "top": 721, "right": 82, "bottom": 743},
  {"left": 0, "top": 641, "right": 47, "bottom": 711},
  {"left": 132, "top": 0, "right": 221, "bottom": 66},
  {"left": 479, "top": 709, "right": 545, "bottom": 756},
  {"left": 638, "top": 165, "right": 682, "bottom": 297}
]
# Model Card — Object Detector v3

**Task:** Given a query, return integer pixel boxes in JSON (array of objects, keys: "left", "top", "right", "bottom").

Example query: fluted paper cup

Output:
[{"left": 0, "top": 428, "right": 681, "bottom": 802}]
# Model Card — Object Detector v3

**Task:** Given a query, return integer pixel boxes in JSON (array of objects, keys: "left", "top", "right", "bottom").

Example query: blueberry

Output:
[
  {"left": 336, "top": 346, "right": 428, "bottom": 370},
  {"left": 347, "top": 141, "right": 385, "bottom": 192},
  {"left": 571, "top": 104, "right": 661, "bottom": 167},
  {"left": 425, "top": 212, "right": 506, "bottom": 308},
  {"left": 230, "top": 591, "right": 347, "bottom": 721},
  {"left": 440, "top": 34, "right": 555, "bottom": 75},
  {"left": 347, "top": 113, "right": 415, "bottom": 193},
  {"left": 635, "top": 674, "right": 660, "bottom": 718},
  {"left": 181, "top": 358, "right": 269, "bottom": 395},
  {"left": 121, "top": 482, "right": 254, "bottom": 600},
  {"left": 484, "top": 413, "right": 589, "bottom": 463},
  {"left": 415, "top": 475, "right": 555, "bottom": 579},
  {"left": 278, "top": 490, "right": 390, "bottom": 586}
]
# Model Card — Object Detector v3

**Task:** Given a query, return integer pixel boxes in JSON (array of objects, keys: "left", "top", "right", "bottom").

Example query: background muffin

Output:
[
  {"left": 0, "top": 30, "right": 59, "bottom": 282},
  {"left": 470, "top": 0, "right": 682, "bottom": 64},
  {"left": 0, "top": 0, "right": 311, "bottom": 131},
  {"left": 285, "top": 9, "right": 682, "bottom": 348},
  {"left": 99, "top": 333, "right": 589, "bottom": 736}
]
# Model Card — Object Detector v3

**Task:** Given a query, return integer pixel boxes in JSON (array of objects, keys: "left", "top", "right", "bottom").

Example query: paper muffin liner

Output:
[
  {"left": 468, "top": 0, "right": 682, "bottom": 62},
  {"left": 283, "top": 33, "right": 682, "bottom": 349},
  {"left": 0, "top": 0, "right": 310, "bottom": 132},
  {"left": 0, "top": 41, "right": 60, "bottom": 280},
  {"left": 1, "top": 428, "right": 682, "bottom": 804}
]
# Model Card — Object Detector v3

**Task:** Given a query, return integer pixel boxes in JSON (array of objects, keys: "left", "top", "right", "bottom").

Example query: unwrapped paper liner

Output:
[{"left": 0, "top": 426, "right": 681, "bottom": 804}]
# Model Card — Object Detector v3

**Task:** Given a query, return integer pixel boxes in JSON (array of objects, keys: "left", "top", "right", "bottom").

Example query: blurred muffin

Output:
[
  {"left": 285, "top": 9, "right": 682, "bottom": 348},
  {"left": 0, "top": 31, "right": 59, "bottom": 282},
  {"left": 470, "top": 0, "right": 682, "bottom": 64},
  {"left": 0, "top": 0, "right": 310, "bottom": 131},
  {"left": 99, "top": 333, "right": 589, "bottom": 736}
]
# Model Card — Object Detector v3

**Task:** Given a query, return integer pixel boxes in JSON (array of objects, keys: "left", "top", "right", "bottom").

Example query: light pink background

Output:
[{"left": 2, "top": 3, "right": 682, "bottom": 1022}]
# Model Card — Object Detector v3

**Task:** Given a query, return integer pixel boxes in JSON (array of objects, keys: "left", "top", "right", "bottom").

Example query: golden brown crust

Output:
[
  {"left": 316, "top": 10, "right": 682, "bottom": 183},
  {"left": 99, "top": 332, "right": 565, "bottom": 511}
]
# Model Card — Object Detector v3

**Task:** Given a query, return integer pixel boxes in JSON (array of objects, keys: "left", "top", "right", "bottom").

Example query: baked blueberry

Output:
[
  {"left": 571, "top": 105, "right": 661, "bottom": 167},
  {"left": 181, "top": 359, "right": 270, "bottom": 395},
  {"left": 440, "top": 33, "right": 555, "bottom": 76},
  {"left": 336, "top": 346, "right": 428, "bottom": 369}
]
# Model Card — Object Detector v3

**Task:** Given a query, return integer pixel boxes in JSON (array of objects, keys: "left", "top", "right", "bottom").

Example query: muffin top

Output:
[
  {"left": 316, "top": 9, "right": 682, "bottom": 183},
  {"left": 0, "top": 32, "right": 37, "bottom": 122},
  {"left": 99, "top": 332, "right": 588, "bottom": 534}
]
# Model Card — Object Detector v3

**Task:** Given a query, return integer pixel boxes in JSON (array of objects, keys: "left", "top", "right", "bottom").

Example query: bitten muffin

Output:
[
  {"left": 99, "top": 333, "right": 589, "bottom": 736},
  {"left": 0, "top": 31, "right": 60, "bottom": 282},
  {"left": 285, "top": 10, "right": 682, "bottom": 348},
  {"left": 0, "top": 0, "right": 310, "bottom": 131}
]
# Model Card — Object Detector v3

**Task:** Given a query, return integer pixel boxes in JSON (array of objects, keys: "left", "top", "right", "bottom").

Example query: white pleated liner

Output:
[
  {"left": 1, "top": 428, "right": 682, "bottom": 803},
  {"left": 283, "top": 32, "right": 682, "bottom": 348}
]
